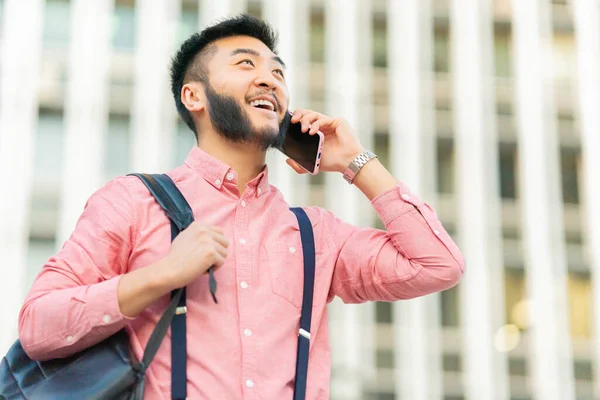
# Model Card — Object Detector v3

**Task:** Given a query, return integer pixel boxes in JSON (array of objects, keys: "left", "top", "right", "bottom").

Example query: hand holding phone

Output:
[{"left": 275, "top": 111, "right": 324, "bottom": 175}]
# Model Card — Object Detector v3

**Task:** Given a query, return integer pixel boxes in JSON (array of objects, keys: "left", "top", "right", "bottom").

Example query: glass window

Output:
[
  {"left": 434, "top": 29, "right": 449, "bottom": 73},
  {"left": 440, "top": 285, "right": 459, "bottom": 327},
  {"left": 499, "top": 143, "right": 517, "bottom": 199},
  {"left": 442, "top": 354, "right": 461, "bottom": 372},
  {"left": 43, "top": 0, "right": 71, "bottom": 48},
  {"left": 504, "top": 268, "right": 527, "bottom": 329},
  {"left": 112, "top": 3, "right": 136, "bottom": 50},
  {"left": 35, "top": 110, "right": 65, "bottom": 181},
  {"left": 494, "top": 30, "right": 512, "bottom": 78},
  {"left": 437, "top": 138, "right": 454, "bottom": 194},
  {"left": 376, "top": 301, "right": 393, "bottom": 323},
  {"left": 177, "top": 6, "right": 199, "bottom": 45},
  {"left": 561, "top": 148, "right": 580, "bottom": 204},
  {"left": 373, "top": 17, "right": 387, "bottom": 68},
  {"left": 568, "top": 271, "right": 591, "bottom": 338},
  {"left": 105, "top": 115, "right": 131, "bottom": 178},
  {"left": 309, "top": 11, "right": 325, "bottom": 63},
  {"left": 375, "top": 349, "right": 394, "bottom": 369}
]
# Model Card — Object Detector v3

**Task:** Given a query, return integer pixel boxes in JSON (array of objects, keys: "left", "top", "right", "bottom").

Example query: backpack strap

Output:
[
  {"left": 128, "top": 173, "right": 201, "bottom": 400},
  {"left": 289, "top": 207, "right": 316, "bottom": 400}
]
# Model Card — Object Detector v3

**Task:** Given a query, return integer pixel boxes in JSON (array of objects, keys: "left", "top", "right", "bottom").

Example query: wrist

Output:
[
  {"left": 337, "top": 147, "right": 365, "bottom": 173},
  {"left": 148, "top": 256, "right": 179, "bottom": 293}
]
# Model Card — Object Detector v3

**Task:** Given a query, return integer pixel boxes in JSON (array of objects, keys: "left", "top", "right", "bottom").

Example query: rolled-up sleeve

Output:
[
  {"left": 18, "top": 177, "right": 137, "bottom": 361},
  {"left": 326, "top": 182, "right": 465, "bottom": 303}
]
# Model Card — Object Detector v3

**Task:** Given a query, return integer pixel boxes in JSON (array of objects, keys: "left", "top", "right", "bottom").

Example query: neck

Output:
[{"left": 197, "top": 132, "right": 266, "bottom": 194}]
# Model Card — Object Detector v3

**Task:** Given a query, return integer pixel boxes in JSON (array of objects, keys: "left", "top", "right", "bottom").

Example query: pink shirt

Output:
[{"left": 18, "top": 146, "right": 464, "bottom": 399}]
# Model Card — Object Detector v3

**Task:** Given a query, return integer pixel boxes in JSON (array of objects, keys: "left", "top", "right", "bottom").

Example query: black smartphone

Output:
[{"left": 275, "top": 111, "right": 324, "bottom": 175}]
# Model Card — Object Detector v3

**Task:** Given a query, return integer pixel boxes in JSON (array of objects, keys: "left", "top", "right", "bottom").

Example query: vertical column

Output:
[
  {"left": 388, "top": 1, "right": 442, "bottom": 399},
  {"left": 450, "top": 0, "right": 509, "bottom": 398},
  {"left": 0, "top": 0, "right": 45, "bottom": 354},
  {"left": 262, "top": 0, "right": 309, "bottom": 205},
  {"left": 130, "top": 0, "right": 180, "bottom": 173},
  {"left": 511, "top": 1, "right": 575, "bottom": 399},
  {"left": 325, "top": 0, "right": 374, "bottom": 398},
  {"left": 572, "top": 0, "right": 600, "bottom": 396},
  {"left": 56, "top": 0, "right": 114, "bottom": 246},
  {"left": 199, "top": 0, "right": 247, "bottom": 29}
]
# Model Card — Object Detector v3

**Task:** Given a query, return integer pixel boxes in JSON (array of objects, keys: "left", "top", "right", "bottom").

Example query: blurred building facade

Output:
[{"left": 0, "top": 0, "right": 599, "bottom": 399}]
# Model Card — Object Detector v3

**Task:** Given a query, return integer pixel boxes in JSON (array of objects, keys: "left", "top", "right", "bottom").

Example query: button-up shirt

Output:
[{"left": 18, "top": 146, "right": 465, "bottom": 399}]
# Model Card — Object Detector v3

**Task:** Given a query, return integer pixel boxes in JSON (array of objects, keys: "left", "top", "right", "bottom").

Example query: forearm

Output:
[
  {"left": 350, "top": 158, "right": 399, "bottom": 200},
  {"left": 117, "top": 257, "right": 176, "bottom": 318}
]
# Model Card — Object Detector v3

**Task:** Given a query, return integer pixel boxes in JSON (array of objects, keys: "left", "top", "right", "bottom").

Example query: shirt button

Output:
[
  {"left": 434, "top": 229, "right": 440, "bottom": 236},
  {"left": 289, "top": 246, "right": 296, "bottom": 254},
  {"left": 257, "top": 188, "right": 262, "bottom": 195},
  {"left": 239, "top": 238, "right": 247, "bottom": 245},
  {"left": 102, "top": 314, "right": 111, "bottom": 324},
  {"left": 401, "top": 194, "right": 410, "bottom": 200},
  {"left": 226, "top": 172, "right": 234, "bottom": 181},
  {"left": 66, "top": 335, "right": 73, "bottom": 343},
  {"left": 215, "top": 179, "right": 221, "bottom": 186},
  {"left": 246, "top": 379, "right": 255, "bottom": 388},
  {"left": 240, "top": 281, "right": 248, "bottom": 289},
  {"left": 241, "top": 200, "right": 247, "bottom": 207},
  {"left": 244, "top": 328, "right": 252, "bottom": 337}
]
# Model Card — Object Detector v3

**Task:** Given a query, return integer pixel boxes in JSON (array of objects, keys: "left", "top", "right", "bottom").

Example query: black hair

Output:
[{"left": 170, "top": 14, "right": 279, "bottom": 137}]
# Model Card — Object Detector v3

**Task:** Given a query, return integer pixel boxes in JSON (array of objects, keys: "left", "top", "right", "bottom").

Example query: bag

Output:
[{"left": 0, "top": 174, "right": 194, "bottom": 399}]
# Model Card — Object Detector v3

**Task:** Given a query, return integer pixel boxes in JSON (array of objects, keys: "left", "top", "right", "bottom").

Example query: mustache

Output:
[{"left": 245, "top": 91, "right": 282, "bottom": 112}]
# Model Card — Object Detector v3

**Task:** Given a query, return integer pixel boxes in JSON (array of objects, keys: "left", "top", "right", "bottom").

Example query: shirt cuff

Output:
[
  {"left": 79, "top": 275, "right": 135, "bottom": 327},
  {"left": 371, "top": 182, "right": 420, "bottom": 225}
]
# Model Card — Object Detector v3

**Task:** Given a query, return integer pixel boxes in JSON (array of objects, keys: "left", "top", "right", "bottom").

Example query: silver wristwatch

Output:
[{"left": 343, "top": 150, "right": 377, "bottom": 184}]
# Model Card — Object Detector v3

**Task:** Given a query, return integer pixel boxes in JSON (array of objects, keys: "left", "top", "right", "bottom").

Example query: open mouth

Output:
[{"left": 248, "top": 99, "right": 276, "bottom": 112}]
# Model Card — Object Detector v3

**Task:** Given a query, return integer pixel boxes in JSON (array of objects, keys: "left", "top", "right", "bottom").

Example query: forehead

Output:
[{"left": 210, "top": 35, "right": 277, "bottom": 61}]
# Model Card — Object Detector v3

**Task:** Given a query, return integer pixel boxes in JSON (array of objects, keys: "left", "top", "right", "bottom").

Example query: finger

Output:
[
  {"left": 213, "top": 242, "right": 229, "bottom": 259},
  {"left": 300, "top": 112, "right": 322, "bottom": 132},
  {"left": 291, "top": 109, "right": 317, "bottom": 123},
  {"left": 208, "top": 225, "right": 224, "bottom": 235},
  {"left": 211, "top": 231, "right": 230, "bottom": 248},
  {"left": 291, "top": 109, "right": 307, "bottom": 123},
  {"left": 286, "top": 158, "right": 308, "bottom": 174},
  {"left": 211, "top": 252, "right": 226, "bottom": 269},
  {"left": 310, "top": 118, "right": 336, "bottom": 135}
]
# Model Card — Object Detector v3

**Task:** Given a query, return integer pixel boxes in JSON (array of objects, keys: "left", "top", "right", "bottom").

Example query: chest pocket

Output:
[{"left": 266, "top": 233, "right": 307, "bottom": 309}]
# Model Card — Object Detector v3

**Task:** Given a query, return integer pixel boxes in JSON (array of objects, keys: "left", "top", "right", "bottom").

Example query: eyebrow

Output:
[{"left": 230, "top": 48, "right": 286, "bottom": 69}]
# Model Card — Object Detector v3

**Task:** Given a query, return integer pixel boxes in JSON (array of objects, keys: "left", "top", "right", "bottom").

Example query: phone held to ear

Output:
[{"left": 275, "top": 111, "right": 324, "bottom": 175}]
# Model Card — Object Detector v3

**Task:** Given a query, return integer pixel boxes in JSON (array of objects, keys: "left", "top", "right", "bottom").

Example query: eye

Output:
[
  {"left": 273, "top": 69, "right": 285, "bottom": 78},
  {"left": 238, "top": 59, "right": 255, "bottom": 67}
]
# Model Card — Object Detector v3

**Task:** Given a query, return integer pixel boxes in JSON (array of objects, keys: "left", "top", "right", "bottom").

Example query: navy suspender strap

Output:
[
  {"left": 289, "top": 207, "right": 316, "bottom": 400},
  {"left": 128, "top": 173, "right": 198, "bottom": 400}
]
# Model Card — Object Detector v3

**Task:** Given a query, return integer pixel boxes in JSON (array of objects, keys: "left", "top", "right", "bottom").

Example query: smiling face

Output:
[{"left": 185, "top": 35, "right": 290, "bottom": 149}]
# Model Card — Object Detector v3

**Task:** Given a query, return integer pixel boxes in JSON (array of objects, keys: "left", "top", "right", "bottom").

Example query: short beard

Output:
[{"left": 204, "top": 83, "right": 284, "bottom": 151}]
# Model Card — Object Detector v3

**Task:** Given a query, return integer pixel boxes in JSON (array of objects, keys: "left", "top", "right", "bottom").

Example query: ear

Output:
[
  {"left": 286, "top": 158, "right": 308, "bottom": 174},
  {"left": 181, "top": 83, "right": 205, "bottom": 112}
]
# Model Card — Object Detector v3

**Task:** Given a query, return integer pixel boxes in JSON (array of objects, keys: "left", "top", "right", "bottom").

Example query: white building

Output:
[{"left": 1, "top": 0, "right": 598, "bottom": 399}]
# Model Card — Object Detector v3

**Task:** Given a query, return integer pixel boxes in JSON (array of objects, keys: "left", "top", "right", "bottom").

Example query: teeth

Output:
[{"left": 249, "top": 99, "right": 275, "bottom": 111}]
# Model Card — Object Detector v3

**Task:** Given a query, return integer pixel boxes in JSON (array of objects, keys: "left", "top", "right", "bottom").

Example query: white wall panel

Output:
[
  {"left": 56, "top": 0, "right": 114, "bottom": 246},
  {"left": 0, "top": 0, "right": 45, "bottom": 355},
  {"left": 388, "top": 1, "right": 442, "bottom": 399},
  {"left": 451, "top": 0, "right": 509, "bottom": 398},
  {"left": 511, "top": 1, "right": 575, "bottom": 399},
  {"left": 572, "top": 0, "right": 600, "bottom": 396}
]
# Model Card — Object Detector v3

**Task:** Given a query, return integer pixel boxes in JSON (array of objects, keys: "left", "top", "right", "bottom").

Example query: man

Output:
[{"left": 18, "top": 15, "right": 464, "bottom": 400}]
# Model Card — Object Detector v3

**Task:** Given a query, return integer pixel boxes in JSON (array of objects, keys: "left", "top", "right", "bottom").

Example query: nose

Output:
[{"left": 254, "top": 67, "right": 278, "bottom": 91}]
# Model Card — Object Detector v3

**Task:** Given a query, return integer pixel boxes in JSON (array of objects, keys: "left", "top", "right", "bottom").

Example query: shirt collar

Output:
[{"left": 184, "top": 146, "right": 271, "bottom": 197}]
